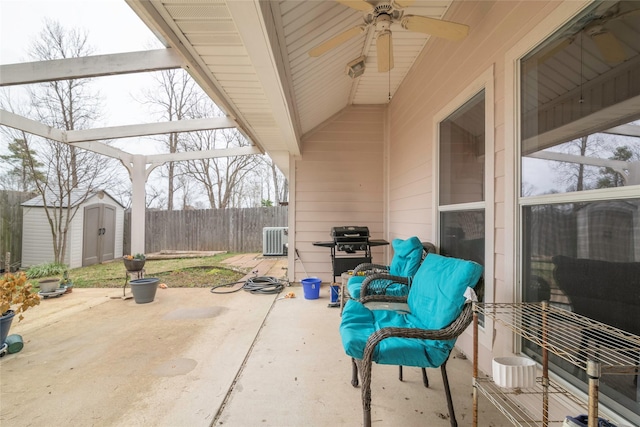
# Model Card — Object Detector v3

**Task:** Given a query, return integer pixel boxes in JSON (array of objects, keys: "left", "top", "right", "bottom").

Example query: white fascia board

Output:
[
  {"left": 226, "top": 0, "right": 301, "bottom": 156},
  {"left": 125, "top": 1, "right": 261, "bottom": 146},
  {"left": 66, "top": 117, "right": 237, "bottom": 142},
  {"left": 146, "top": 145, "right": 261, "bottom": 163},
  {"left": 0, "top": 49, "right": 183, "bottom": 86},
  {"left": 0, "top": 109, "right": 66, "bottom": 142}
]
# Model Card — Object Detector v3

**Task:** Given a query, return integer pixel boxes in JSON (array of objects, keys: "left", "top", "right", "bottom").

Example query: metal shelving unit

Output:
[{"left": 472, "top": 302, "right": 640, "bottom": 427}]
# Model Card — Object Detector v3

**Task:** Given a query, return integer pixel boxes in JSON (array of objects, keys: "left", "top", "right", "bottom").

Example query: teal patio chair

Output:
[
  {"left": 345, "top": 237, "right": 434, "bottom": 301},
  {"left": 340, "top": 254, "right": 483, "bottom": 427}
]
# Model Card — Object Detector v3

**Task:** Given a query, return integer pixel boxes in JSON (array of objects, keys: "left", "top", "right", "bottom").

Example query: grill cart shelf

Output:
[{"left": 472, "top": 302, "right": 640, "bottom": 427}]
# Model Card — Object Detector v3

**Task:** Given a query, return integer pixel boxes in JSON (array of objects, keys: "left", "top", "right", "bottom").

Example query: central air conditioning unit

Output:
[{"left": 263, "top": 227, "right": 288, "bottom": 256}]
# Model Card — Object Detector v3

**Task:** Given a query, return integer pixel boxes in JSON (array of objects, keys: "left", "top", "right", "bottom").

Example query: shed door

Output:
[
  {"left": 101, "top": 205, "right": 116, "bottom": 261},
  {"left": 83, "top": 205, "right": 101, "bottom": 266},
  {"left": 82, "top": 203, "right": 116, "bottom": 266}
]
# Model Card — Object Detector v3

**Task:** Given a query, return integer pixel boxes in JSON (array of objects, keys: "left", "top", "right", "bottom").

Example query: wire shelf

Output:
[
  {"left": 475, "top": 377, "right": 587, "bottom": 426},
  {"left": 476, "top": 302, "right": 640, "bottom": 374}
]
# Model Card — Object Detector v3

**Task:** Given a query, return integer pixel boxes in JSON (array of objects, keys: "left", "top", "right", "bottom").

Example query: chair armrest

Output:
[
  {"left": 360, "top": 273, "right": 409, "bottom": 298},
  {"left": 353, "top": 263, "right": 389, "bottom": 275}
]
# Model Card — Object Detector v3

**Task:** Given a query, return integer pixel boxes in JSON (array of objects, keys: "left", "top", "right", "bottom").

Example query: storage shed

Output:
[{"left": 21, "top": 190, "right": 125, "bottom": 269}]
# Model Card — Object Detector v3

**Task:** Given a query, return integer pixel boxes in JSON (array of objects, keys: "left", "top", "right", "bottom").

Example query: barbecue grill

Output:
[{"left": 313, "top": 226, "right": 389, "bottom": 282}]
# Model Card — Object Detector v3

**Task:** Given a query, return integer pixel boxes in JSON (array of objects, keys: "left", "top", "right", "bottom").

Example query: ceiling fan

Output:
[
  {"left": 539, "top": 2, "right": 640, "bottom": 65},
  {"left": 308, "top": 0, "right": 469, "bottom": 73}
]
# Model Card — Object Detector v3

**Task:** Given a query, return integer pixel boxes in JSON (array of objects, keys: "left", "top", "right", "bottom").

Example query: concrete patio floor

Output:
[{"left": 1, "top": 254, "right": 507, "bottom": 426}]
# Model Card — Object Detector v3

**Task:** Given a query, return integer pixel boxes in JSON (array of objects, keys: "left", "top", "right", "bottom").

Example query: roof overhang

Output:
[{"left": 126, "top": 0, "right": 302, "bottom": 177}]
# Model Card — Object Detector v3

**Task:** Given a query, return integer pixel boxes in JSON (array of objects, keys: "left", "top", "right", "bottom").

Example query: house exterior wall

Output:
[
  {"left": 386, "top": 0, "right": 578, "bottom": 372},
  {"left": 293, "top": 105, "right": 387, "bottom": 283}
]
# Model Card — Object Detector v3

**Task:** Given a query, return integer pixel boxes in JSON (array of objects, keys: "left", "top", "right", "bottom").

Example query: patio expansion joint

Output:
[{"left": 209, "top": 293, "right": 279, "bottom": 426}]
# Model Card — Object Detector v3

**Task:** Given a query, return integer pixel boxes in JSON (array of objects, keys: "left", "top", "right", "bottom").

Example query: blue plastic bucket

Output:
[{"left": 301, "top": 277, "right": 321, "bottom": 300}]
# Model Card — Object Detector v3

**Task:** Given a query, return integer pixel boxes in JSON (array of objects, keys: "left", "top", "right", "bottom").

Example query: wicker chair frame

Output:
[{"left": 348, "top": 279, "right": 482, "bottom": 427}]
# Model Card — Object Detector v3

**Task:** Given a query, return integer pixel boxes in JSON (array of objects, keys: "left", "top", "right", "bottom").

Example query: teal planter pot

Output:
[{"left": 0, "top": 310, "right": 15, "bottom": 345}]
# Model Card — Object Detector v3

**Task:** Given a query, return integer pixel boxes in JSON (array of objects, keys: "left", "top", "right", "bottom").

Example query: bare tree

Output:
[
  {"left": 260, "top": 156, "right": 288, "bottom": 205},
  {"left": 137, "top": 69, "right": 206, "bottom": 210},
  {"left": 550, "top": 135, "right": 606, "bottom": 192},
  {"left": 27, "top": 19, "right": 103, "bottom": 187},
  {"left": 180, "top": 127, "right": 260, "bottom": 209},
  {"left": 0, "top": 19, "right": 117, "bottom": 263}
]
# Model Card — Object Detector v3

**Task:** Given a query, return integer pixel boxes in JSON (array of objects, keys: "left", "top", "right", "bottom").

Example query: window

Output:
[
  {"left": 520, "top": 1, "right": 640, "bottom": 422},
  {"left": 439, "top": 91, "right": 486, "bottom": 267}
]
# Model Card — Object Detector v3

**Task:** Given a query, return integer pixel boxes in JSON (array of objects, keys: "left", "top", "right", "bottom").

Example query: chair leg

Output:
[
  {"left": 398, "top": 365, "right": 403, "bottom": 381},
  {"left": 422, "top": 368, "right": 429, "bottom": 388},
  {"left": 361, "top": 360, "right": 373, "bottom": 427},
  {"left": 440, "top": 362, "right": 457, "bottom": 427},
  {"left": 351, "top": 358, "right": 359, "bottom": 387}
]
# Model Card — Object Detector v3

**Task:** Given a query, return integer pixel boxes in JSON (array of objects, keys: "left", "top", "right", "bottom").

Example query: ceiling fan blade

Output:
[
  {"left": 401, "top": 15, "right": 469, "bottom": 41},
  {"left": 536, "top": 37, "right": 573, "bottom": 65},
  {"left": 309, "top": 26, "right": 366, "bottom": 57},
  {"left": 335, "top": 0, "right": 374, "bottom": 12},
  {"left": 590, "top": 31, "right": 626, "bottom": 63},
  {"left": 394, "top": 0, "right": 415, "bottom": 7},
  {"left": 376, "top": 30, "right": 394, "bottom": 72}
]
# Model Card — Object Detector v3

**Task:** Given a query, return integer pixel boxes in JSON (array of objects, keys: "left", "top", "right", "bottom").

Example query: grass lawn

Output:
[{"left": 49, "top": 253, "right": 247, "bottom": 289}]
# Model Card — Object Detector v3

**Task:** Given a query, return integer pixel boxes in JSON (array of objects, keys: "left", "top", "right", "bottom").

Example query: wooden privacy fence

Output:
[
  {"left": 124, "top": 206, "right": 288, "bottom": 254},
  {"left": 0, "top": 190, "right": 33, "bottom": 271}
]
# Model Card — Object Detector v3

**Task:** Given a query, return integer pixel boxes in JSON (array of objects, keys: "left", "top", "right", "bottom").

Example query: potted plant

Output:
[
  {"left": 123, "top": 253, "right": 146, "bottom": 272},
  {"left": 60, "top": 270, "right": 73, "bottom": 293},
  {"left": 1, "top": 272, "right": 41, "bottom": 344}
]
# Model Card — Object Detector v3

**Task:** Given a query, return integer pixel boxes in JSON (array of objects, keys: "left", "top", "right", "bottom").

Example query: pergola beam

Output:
[
  {"left": 527, "top": 150, "right": 628, "bottom": 169},
  {"left": 66, "top": 117, "right": 237, "bottom": 142},
  {"left": 147, "top": 146, "right": 261, "bottom": 163},
  {"left": 0, "top": 49, "right": 183, "bottom": 86},
  {"left": 0, "top": 109, "right": 66, "bottom": 141}
]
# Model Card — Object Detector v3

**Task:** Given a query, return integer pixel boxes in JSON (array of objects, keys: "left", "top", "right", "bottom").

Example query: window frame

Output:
[
  {"left": 506, "top": 0, "right": 640, "bottom": 423},
  {"left": 433, "top": 65, "right": 495, "bottom": 350}
]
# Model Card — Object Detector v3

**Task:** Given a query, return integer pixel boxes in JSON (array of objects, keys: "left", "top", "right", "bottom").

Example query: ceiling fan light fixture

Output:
[{"left": 346, "top": 55, "right": 366, "bottom": 78}]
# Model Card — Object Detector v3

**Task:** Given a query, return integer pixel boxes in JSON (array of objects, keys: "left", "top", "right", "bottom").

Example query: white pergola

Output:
[{"left": 0, "top": 48, "right": 262, "bottom": 254}]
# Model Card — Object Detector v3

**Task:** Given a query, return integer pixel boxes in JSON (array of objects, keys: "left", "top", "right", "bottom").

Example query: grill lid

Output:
[{"left": 330, "top": 226, "right": 370, "bottom": 239}]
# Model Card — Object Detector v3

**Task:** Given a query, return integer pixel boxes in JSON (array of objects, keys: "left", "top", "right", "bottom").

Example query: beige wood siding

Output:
[
  {"left": 389, "top": 1, "right": 563, "bottom": 267},
  {"left": 295, "top": 105, "right": 386, "bottom": 282},
  {"left": 386, "top": 0, "right": 566, "bottom": 364}
]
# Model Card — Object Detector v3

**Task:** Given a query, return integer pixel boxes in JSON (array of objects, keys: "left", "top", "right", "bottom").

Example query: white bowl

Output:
[{"left": 492, "top": 356, "right": 536, "bottom": 389}]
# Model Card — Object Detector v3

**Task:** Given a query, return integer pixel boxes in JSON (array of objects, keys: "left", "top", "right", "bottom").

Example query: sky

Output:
[{"left": 0, "top": 0, "right": 169, "bottom": 153}]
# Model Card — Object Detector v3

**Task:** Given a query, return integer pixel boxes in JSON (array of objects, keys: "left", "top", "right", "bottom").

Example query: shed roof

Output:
[{"left": 22, "top": 190, "right": 124, "bottom": 209}]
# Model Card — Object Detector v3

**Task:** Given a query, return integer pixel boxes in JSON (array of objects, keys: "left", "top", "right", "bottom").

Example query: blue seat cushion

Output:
[
  {"left": 340, "top": 299, "right": 454, "bottom": 367},
  {"left": 340, "top": 254, "right": 483, "bottom": 368},
  {"left": 346, "top": 275, "right": 366, "bottom": 298},
  {"left": 408, "top": 254, "right": 482, "bottom": 330},
  {"left": 389, "top": 236, "right": 424, "bottom": 277},
  {"left": 346, "top": 236, "right": 424, "bottom": 299}
]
